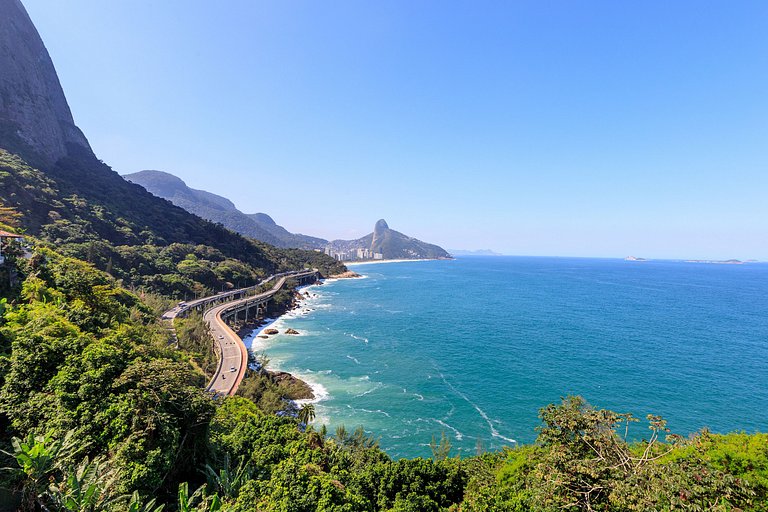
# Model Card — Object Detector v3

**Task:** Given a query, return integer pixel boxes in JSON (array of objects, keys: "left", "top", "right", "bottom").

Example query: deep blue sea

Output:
[{"left": 243, "top": 257, "right": 768, "bottom": 459}]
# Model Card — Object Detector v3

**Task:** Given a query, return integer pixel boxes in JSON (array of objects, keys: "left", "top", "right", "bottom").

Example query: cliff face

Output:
[{"left": 0, "top": 0, "right": 92, "bottom": 165}]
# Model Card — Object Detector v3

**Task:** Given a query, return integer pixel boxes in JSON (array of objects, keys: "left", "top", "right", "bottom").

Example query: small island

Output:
[
  {"left": 685, "top": 259, "right": 745, "bottom": 265},
  {"left": 624, "top": 256, "right": 647, "bottom": 261}
]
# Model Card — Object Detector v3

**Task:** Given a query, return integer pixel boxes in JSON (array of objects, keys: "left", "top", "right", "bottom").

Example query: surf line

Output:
[{"left": 435, "top": 367, "right": 517, "bottom": 445}]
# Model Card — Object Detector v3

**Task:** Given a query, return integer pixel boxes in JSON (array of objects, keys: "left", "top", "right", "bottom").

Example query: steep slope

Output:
[
  {"left": 123, "top": 170, "right": 283, "bottom": 246},
  {"left": 329, "top": 219, "right": 452, "bottom": 260},
  {"left": 0, "top": 0, "right": 92, "bottom": 166},
  {"left": 0, "top": 1, "right": 345, "bottom": 297},
  {"left": 246, "top": 212, "right": 328, "bottom": 249},
  {"left": 124, "top": 170, "right": 327, "bottom": 250}
]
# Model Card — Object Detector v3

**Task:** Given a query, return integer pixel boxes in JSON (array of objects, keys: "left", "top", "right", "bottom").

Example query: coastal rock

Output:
[
  {"left": 264, "top": 328, "right": 279, "bottom": 335},
  {"left": 329, "top": 271, "right": 362, "bottom": 279},
  {"left": 285, "top": 328, "right": 299, "bottom": 335},
  {"left": 257, "top": 335, "right": 269, "bottom": 339},
  {"left": 270, "top": 371, "right": 314, "bottom": 400}
]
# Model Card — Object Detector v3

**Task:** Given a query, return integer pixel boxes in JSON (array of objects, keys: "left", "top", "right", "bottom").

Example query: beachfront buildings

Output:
[{"left": 324, "top": 246, "right": 383, "bottom": 262}]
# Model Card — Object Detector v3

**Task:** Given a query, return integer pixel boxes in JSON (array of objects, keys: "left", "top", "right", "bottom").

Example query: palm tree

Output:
[{"left": 298, "top": 403, "right": 316, "bottom": 425}]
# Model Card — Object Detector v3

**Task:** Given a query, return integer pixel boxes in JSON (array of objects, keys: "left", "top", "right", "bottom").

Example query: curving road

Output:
[{"left": 163, "top": 270, "right": 318, "bottom": 397}]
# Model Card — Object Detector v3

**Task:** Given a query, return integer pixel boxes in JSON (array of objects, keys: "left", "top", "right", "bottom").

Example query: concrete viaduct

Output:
[{"left": 162, "top": 269, "right": 320, "bottom": 396}]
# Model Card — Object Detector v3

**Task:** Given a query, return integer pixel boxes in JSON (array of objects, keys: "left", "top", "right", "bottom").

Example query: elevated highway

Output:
[{"left": 162, "top": 270, "right": 319, "bottom": 396}]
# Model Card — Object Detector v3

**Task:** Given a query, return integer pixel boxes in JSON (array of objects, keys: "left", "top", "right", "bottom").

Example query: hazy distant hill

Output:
[
  {"left": 0, "top": 0, "right": 345, "bottom": 296},
  {"left": 449, "top": 249, "right": 504, "bottom": 256},
  {"left": 125, "top": 171, "right": 450, "bottom": 259},
  {"left": 328, "top": 219, "right": 452, "bottom": 260},
  {"left": 123, "top": 170, "right": 327, "bottom": 250}
]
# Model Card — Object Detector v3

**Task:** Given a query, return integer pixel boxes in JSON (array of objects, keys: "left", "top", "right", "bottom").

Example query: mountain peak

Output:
[
  {"left": 0, "top": 0, "right": 92, "bottom": 165},
  {"left": 374, "top": 219, "right": 389, "bottom": 232}
]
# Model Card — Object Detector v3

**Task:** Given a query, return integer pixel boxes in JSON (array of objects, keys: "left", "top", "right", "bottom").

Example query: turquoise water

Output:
[{"left": 243, "top": 257, "right": 768, "bottom": 459}]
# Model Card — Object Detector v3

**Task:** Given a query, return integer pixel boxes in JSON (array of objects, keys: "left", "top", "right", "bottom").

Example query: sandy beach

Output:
[{"left": 345, "top": 258, "right": 440, "bottom": 267}]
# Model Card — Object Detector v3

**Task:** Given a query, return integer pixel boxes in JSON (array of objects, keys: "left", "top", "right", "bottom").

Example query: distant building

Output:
[
  {"left": 323, "top": 245, "right": 381, "bottom": 262},
  {"left": 0, "top": 230, "right": 24, "bottom": 265}
]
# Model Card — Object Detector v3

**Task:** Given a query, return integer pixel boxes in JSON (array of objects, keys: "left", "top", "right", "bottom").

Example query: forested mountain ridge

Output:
[
  {"left": 0, "top": 0, "right": 766, "bottom": 510},
  {"left": 125, "top": 171, "right": 451, "bottom": 259},
  {"left": 124, "top": 170, "right": 326, "bottom": 250},
  {"left": 0, "top": 0, "right": 344, "bottom": 297}
]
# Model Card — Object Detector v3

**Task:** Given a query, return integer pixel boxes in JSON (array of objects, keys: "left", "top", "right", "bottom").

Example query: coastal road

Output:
[{"left": 162, "top": 270, "right": 318, "bottom": 396}]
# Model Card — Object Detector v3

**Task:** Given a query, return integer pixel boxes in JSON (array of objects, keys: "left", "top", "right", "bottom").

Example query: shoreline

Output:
[
  {"left": 239, "top": 280, "right": 335, "bottom": 407},
  {"left": 346, "top": 258, "right": 447, "bottom": 267}
]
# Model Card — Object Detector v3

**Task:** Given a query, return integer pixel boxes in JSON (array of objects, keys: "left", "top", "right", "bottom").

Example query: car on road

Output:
[{"left": 229, "top": 366, "right": 236, "bottom": 372}]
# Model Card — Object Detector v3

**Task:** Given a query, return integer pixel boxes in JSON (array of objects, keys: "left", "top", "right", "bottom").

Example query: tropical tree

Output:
[
  {"left": 203, "top": 455, "right": 251, "bottom": 502},
  {"left": 297, "top": 403, "right": 315, "bottom": 426},
  {"left": 177, "top": 482, "right": 222, "bottom": 512},
  {"left": 430, "top": 431, "right": 452, "bottom": 461},
  {"left": 46, "top": 456, "right": 121, "bottom": 511}
]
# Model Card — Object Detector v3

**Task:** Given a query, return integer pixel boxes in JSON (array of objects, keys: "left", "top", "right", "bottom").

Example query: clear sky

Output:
[{"left": 22, "top": 1, "right": 768, "bottom": 259}]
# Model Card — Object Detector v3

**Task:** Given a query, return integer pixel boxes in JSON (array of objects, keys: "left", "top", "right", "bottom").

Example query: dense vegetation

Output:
[
  {"left": 0, "top": 151, "right": 766, "bottom": 511},
  {"left": 0, "top": 239, "right": 766, "bottom": 510},
  {"left": 0, "top": 149, "right": 346, "bottom": 299}
]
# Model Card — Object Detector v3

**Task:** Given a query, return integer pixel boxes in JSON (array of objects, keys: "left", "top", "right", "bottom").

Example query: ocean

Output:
[{"left": 243, "top": 256, "right": 768, "bottom": 459}]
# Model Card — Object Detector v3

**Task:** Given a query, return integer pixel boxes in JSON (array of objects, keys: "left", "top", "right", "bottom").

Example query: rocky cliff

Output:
[{"left": 0, "top": 0, "right": 92, "bottom": 165}]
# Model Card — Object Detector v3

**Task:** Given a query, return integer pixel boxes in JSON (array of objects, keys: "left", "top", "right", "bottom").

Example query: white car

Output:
[{"left": 229, "top": 366, "right": 236, "bottom": 372}]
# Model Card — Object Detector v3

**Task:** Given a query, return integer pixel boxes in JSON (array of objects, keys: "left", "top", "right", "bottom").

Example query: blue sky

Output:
[{"left": 23, "top": 1, "right": 768, "bottom": 259}]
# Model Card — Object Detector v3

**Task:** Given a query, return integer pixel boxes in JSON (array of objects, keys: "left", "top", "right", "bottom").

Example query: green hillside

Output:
[
  {"left": 124, "top": 170, "right": 328, "bottom": 250},
  {"left": 0, "top": 149, "right": 345, "bottom": 298},
  {"left": 0, "top": 0, "right": 765, "bottom": 509},
  {"left": 0, "top": 245, "right": 765, "bottom": 509}
]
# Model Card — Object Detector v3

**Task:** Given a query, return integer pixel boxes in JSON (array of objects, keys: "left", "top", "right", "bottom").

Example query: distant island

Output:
[
  {"left": 685, "top": 259, "right": 746, "bottom": 265},
  {"left": 449, "top": 249, "right": 505, "bottom": 256},
  {"left": 624, "top": 256, "right": 647, "bottom": 261}
]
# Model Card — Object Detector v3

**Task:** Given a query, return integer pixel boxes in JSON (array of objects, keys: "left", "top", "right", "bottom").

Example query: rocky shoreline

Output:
[
  {"left": 328, "top": 270, "right": 362, "bottom": 279},
  {"left": 234, "top": 271, "right": 361, "bottom": 403}
]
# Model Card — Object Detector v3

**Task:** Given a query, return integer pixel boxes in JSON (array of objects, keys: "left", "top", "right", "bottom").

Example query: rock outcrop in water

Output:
[{"left": 0, "top": 0, "right": 92, "bottom": 165}]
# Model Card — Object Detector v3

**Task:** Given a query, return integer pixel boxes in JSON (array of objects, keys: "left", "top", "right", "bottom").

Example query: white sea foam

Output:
[
  {"left": 413, "top": 393, "right": 424, "bottom": 401},
  {"left": 346, "top": 355, "right": 361, "bottom": 365},
  {"left": 346, "top": 332, "right": 369, "bottom": 343},
  {"left": 435, "top": 419, "right": 464, "bottom": 441},
  {"left": 362, "top": 408, "right": 390, "bottom": 417},
  {"left": 345, "top": 404, "right": 390, "bottom": 417},
  {"left": 354, "top": 382, "right": 383, "bottom": 398},
  {"left": 436, "top": 369, "right": 517, "bottom": 445},
  {"left": 294, "top": 378, "right": 330, "bottom": 407}
]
